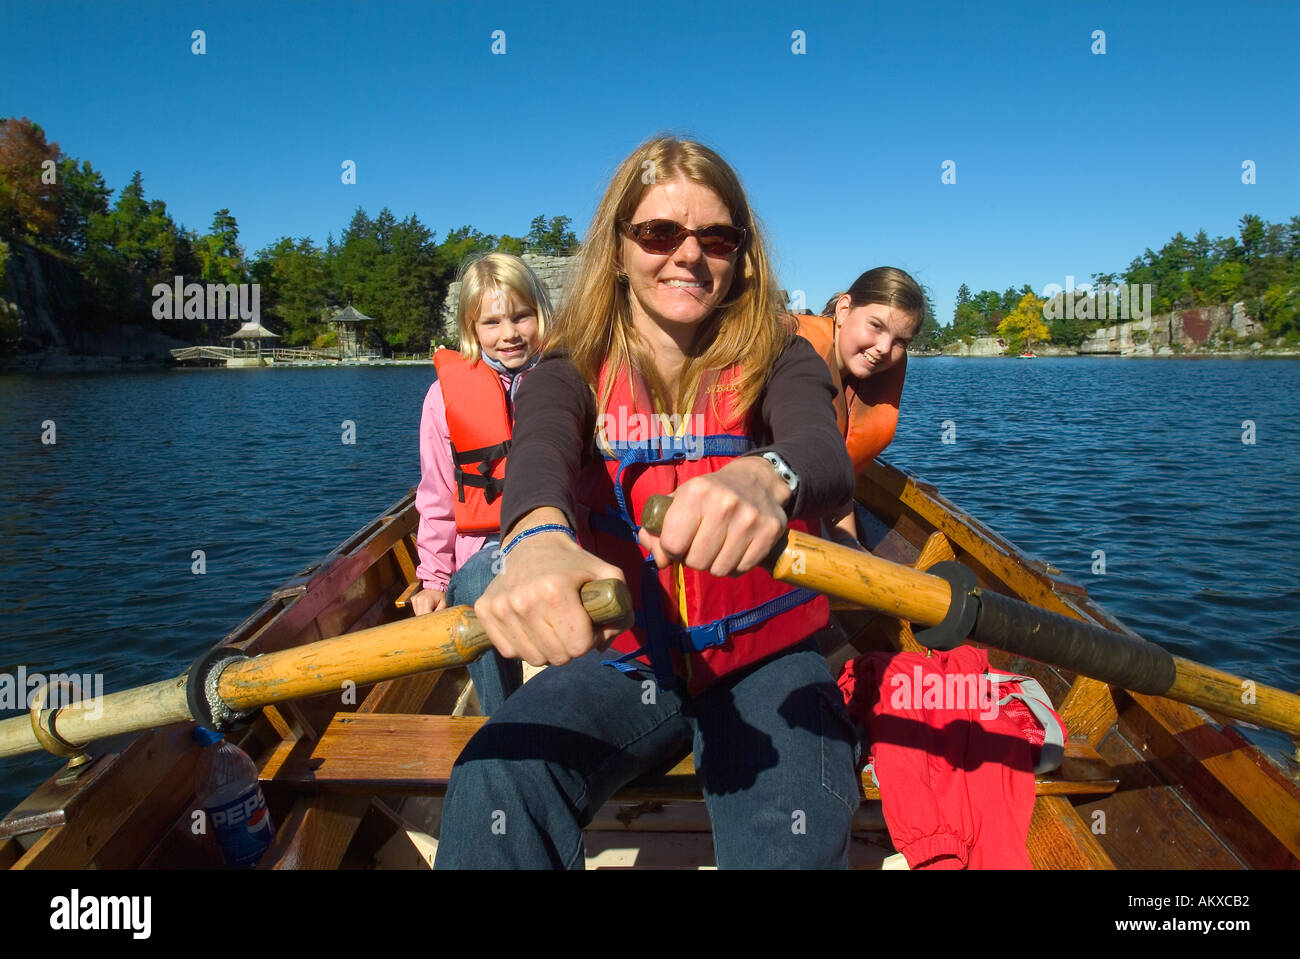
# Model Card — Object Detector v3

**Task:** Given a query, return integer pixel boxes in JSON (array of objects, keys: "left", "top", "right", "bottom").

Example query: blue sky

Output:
[{"left": 3, "top": 0, "right": 1297, "bottom": 322}]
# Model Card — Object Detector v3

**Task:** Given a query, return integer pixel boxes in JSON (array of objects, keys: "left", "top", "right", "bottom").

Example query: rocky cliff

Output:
[
  {"left": 940, "top": 302, "right": 1272, "bottom": 357},
  {"left": 1075, "top": 302, "right": 1262, "bottom": 355},
  {"left": 0, "top": 240, "right": 187, "bottom": 371},
  {"left": 439, "top": 252, "right": 575, "bottom": 327}
]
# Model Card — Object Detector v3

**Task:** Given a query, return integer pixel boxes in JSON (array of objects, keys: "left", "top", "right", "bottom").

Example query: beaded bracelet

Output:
[{"left": 501, "top": 523, "right": 577, "bottom": 557}]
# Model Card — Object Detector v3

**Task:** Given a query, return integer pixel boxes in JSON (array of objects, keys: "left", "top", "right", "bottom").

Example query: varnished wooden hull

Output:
[{"left": 4, "top": 459, "right": 1298, "bottom": 869}]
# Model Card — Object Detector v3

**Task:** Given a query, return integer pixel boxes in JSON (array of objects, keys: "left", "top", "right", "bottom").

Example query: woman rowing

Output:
[{"left": 434, "top": 135, "right": 861, "bottom": 869}]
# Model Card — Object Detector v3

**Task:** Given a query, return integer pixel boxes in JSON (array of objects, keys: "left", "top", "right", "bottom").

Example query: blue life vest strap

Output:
[
  {"left": 605, "top": 434, "right": 754, "bottom": 534},
  {"left": 601, "top": 582, "right": 819, "bottom": 689},
  {"left": 596, "top": 430, "right": 783, "bottom": 690}
]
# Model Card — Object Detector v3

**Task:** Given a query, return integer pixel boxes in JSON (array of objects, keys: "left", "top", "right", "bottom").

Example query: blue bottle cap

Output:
[{"left": 193, "top": 726, "right": 224, "bottom": 746}]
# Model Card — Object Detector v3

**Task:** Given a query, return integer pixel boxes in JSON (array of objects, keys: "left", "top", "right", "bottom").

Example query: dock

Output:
[{"left": 169, "top": 346, "right": 435, "bottom": 368}]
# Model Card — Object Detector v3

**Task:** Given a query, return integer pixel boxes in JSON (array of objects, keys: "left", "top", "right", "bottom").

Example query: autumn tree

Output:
[
  {"left": 997, "top": 292, "right": 1050, "bottom": 351},
  {"left": 0, "top": 117, "right": 60, "bottom": 240}
]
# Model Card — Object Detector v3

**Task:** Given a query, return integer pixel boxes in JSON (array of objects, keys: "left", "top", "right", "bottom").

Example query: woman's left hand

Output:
[{"left": 637, "top": 455, "right": 790, "bottom": 577}]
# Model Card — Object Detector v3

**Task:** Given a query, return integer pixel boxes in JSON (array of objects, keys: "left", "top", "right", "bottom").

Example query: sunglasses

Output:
[{"left": 622, "top": 219, "right": 747, "bottom": 258}]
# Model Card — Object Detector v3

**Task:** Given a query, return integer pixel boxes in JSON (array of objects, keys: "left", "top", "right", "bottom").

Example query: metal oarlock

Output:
[
  {"left": 913, "top": 561, "right": 982, "bottom": 651},
  {"left": 28, "top": 681, "right": 91, "bottom": 768},
  {"left": 185, "top": 645, "right": 257, "bottom": 732}
]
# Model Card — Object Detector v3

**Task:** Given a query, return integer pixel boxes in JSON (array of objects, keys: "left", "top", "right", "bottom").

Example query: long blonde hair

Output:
[
  {"left": 548, "top": 136, "right": 786, "bottom": 419},
  {"left": 455, "top": 253, "right": 553, "bottom": 363}
]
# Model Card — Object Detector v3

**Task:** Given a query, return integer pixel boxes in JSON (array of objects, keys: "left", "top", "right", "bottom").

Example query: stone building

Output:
[{"left": 440, "top": 253, "right": 576, "bottom": 328}]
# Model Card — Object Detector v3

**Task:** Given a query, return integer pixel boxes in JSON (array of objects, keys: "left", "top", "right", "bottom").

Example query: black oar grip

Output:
[{"left": 974, "top": 590, "right": 1178, "bottom": 695}]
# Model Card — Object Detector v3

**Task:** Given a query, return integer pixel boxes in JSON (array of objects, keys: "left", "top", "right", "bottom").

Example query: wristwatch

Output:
[{"left": 761, "top": 451, "right": 800, "bottom": 497}]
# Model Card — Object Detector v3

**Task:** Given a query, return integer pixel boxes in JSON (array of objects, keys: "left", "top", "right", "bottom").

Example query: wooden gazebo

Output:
[
  {"left": 331, "top": 304, "right": 372, "bottom": 361},
  {"left": 227, "top": 320, "right": 280, "bottom": 366}
]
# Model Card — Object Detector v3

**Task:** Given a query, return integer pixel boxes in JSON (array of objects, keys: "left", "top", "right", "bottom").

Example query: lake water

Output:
[{"left": 2, "top": 357, "right": 1298, "bottom": 811}]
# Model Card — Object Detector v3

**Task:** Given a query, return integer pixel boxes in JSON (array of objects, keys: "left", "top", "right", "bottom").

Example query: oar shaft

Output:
[
  {"left": 974, "top": 592, "right": 1300, "bottom": 735},
  {"left": 218, "top": 579, "right": 628, "bottom": 711},
  {"left": 219, "top": 604, "right": 491, "bottom": 712},
  {"left": 0, "top": 677, "right": 192, "bottom": 759},
  {"left": 772, "top": 528, "right": 952, "bottom": 625},
  {"left": 973, "top": 589, "right": 1178, "bottom": 695},
  {"left": 0, "top": 580, "right": 631, "bottom": 760},
  {"left": 641, "top": 495, "right": 1300, "bottom": 739},
  {"left": 1165, "top": 657, "right": 1300, "bottom": 740}
]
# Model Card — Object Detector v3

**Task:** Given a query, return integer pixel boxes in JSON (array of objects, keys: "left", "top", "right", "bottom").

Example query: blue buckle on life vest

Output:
[{"left": 601, "top": 433, "right": 754, "bottom": 463}]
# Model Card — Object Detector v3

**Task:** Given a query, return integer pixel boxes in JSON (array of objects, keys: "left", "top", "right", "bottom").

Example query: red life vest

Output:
[
  {"left": 431, "top": 348, "right": 511, "bottom": 534},
  {"left": 793, "top": 313, "right": 906, "bottom": 473},
  {"left": 574, "top": 361, "right": 828, "bottom": 696}
]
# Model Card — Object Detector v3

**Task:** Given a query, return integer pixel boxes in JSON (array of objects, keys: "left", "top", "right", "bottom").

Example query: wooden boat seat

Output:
[{"left": 260, "top": 712, "right": 1120, "bottom": 801}]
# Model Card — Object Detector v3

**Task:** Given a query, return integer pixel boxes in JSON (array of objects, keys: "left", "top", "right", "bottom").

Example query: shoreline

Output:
[
  {"left": 0, "top": 353, "right": 439, "bottom": 375},
  {"left": 911, "top": 349, "right": 1300, "bottom": 359},
  {"left": 4, "top": 348, "right": 1300, "bottom": 376}
]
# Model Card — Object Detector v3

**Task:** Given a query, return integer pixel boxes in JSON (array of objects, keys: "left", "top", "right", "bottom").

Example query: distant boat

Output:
[{"left": 1019, "top": 349, "right": 1037, "bottom": 359}]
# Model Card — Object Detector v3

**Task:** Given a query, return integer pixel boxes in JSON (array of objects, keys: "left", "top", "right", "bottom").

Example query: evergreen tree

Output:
[
  {"left": 52, "top": 156, "right": 111, "bottom": 256},
  {"left": 526, "top": 214, "right": 577, "bottom": 254},
  {"left": 253, "top": 237, "right": 331, "bottom": 345},
  {"left": 195, "top": 209, "right": 245, "bottom": 285}
]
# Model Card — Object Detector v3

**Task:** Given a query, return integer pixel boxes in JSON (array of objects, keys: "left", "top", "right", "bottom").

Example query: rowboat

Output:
[{"left": 3, "top": 457, "right": 1298, "bottom": 870}]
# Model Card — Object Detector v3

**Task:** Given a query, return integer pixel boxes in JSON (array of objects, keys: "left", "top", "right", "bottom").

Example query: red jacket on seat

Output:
[{"left": 838, "top": 645, "right": 1066, "bottom": 870}]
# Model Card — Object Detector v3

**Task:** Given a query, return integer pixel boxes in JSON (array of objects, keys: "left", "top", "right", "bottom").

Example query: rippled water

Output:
[{"left": 2, "top": 358, "right": 1297, "bottom": 811}]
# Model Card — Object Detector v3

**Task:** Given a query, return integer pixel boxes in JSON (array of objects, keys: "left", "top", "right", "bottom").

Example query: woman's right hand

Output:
[{"left": 474, "top": 510, "right": 629, "bottom": 668}]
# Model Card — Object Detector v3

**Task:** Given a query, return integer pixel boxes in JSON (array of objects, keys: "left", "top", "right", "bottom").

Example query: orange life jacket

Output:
[
  {"left": 574, "top": 361, "right": 828, "bottom": 696},
  {"left": 793, "top": 313, "right": 906, "bottom": 472},
  {"left": 431, "top": 348, "right": 511, "bottom": 534}
]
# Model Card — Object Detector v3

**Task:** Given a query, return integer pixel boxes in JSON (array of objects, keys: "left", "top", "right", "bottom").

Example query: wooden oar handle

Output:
[
  {"left": 642, "top": 495, "right": 673, "bottom": 536},
  {"left": 451, "top": 578, "right": 633, "bottom": 661}
]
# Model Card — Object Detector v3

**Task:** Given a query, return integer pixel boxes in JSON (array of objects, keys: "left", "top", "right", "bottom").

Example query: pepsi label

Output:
[{"left": 205, "top": 782, "right": 274, "bottom": 868}]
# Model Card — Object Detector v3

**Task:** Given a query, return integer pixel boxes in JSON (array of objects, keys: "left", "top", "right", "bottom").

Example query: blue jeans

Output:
[
  {"left": 434, "top": 637, "right": 861, "bottom": 869},
  {"left": 446, "top": 541, "right": 522, "bottom": 716}
]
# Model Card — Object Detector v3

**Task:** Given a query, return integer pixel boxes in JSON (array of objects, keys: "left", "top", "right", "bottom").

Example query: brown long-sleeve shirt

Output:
[{"left": 500, "top": 335, "right": 853, "bottom": 535}]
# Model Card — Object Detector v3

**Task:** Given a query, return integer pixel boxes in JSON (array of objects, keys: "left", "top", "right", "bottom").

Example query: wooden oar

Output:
[
  {"left": 0, "top": 580, "right": 631, "bottom": 761},
  {"left": 641, "top": 495, "right": 1300, "bottom": 739}
]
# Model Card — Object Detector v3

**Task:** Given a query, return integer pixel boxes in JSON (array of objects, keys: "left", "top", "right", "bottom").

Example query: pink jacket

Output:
[{"left": 414, "top": 368, "right": 516, "bottom": 592}]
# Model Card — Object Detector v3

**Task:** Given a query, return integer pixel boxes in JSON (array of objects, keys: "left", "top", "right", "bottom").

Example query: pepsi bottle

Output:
[{"left": 193, "top": 726, "right": 275, "bottom": 868}]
